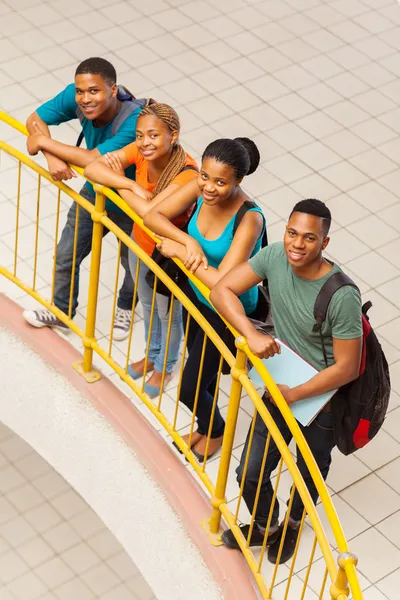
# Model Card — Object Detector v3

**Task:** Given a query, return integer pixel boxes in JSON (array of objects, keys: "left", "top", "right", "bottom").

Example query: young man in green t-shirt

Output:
[
  {"left": 22, "top": 57, "right": 143, "bottom": 340},
  {"left": 210, "top": 199, "right": 362, "bottom": 564}
]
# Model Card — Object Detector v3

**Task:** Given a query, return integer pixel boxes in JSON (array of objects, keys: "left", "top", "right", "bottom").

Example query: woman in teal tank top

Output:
[{"left": 145, "top": 138, "right": 266, "bottom": 461}]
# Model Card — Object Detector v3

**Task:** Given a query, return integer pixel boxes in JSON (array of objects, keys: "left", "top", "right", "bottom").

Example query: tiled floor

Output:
[
  {"left": 1, "top": 0, "right": 400, "bottom": 598},
  {"left": 0, "top": 421, "right": 156, "bottom": 600}
]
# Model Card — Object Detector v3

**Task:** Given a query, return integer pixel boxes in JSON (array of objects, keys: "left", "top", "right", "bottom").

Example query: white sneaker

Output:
[
  {"left": 113, "top": 307, "right": 132, "bottom": 341},
  {"left": 23, "top": 308, "right": 69, "bottom": 331}
]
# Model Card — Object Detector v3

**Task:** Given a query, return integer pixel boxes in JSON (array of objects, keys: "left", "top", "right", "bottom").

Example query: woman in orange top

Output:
[{"left": 85, "top": 103, "right": 198, "bottom": 397}]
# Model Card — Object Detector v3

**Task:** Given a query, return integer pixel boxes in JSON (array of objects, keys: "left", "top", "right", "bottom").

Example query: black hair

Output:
[
  {"left": 290, "top": 199, "right": 332, "bottom": 235},
  {"left": 75, "top": 57, "right": 116, "bottom": 86},
  {"left": 202, "top": 137, "right": 260, "bottom": 180}
]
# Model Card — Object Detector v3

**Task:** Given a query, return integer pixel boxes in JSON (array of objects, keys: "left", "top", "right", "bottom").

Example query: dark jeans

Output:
[
  {"left": 180, "top": 283, "right": 226, "bottom": 438},
  {"left": 53, "top": 187, "right": 134, "bottom": 317},
  {"left": 237, "top": 400, "right": 335, "bottom": 526}
]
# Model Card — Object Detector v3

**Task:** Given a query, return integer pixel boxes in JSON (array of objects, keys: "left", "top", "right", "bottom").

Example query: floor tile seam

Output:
[
  {"left": 363, "top": 583, "right": 391, "bottom": 600},
  {"left": 372, "top": 460, "right": 400, "bottom": 497},
  {"left": 340, "top": 492, "right": 400, "bottom": 531},
  {"left": 379, "top": 420, "right": 400, "bottom": 448},
  {"left": 334, "top": 223, "right": 400, "bottom": 256},
  {"left": 372, "top": 564, "right": 400, "bottom": 595}
]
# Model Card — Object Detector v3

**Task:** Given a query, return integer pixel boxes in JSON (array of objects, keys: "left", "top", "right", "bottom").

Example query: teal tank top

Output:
[{"left": 187, "top": 197, "right": 266, "bottom": 314}]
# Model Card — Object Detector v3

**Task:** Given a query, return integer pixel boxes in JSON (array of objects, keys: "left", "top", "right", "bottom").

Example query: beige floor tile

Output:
[
  {"left": 7, "top": 570, "right": 48, "bottom": 600},
  {"left": 376, "top": 510, "right": 400, "bottom": 549},
  {"left": 356, "top": 429, "right": 400, "bottom": 471},
  {"left": 81, "top": 563, "right": 120, "bottom": 596},
  {"left": 42, "top": 522, "right": 81, "bottom": 554},
  {"left": 0, "top": 549, "right": 29, "bottom": 584},
  {"left": 377, "top": 456, "right": 400, "bottom": 494},
  {"left": 351, "top": 528, "right": 400, "bottom": 583},
  {"left": 363, "top": 586, "right": 389, "bottom": 600},
  {"left": 376, "top": 568, "right": 400, "bottom": 599},
  {"left": 61, "top": 541, "right": 101, "bottom": 576},
  {"left": 339, "top": 473, "right": 400, "bottom": 525},
  {"left": 345, "top": 252, "right": 399, "bottom": 288},
  {"left": 326, "top": 450, "right": 371, "bottom": 493},
  {"left": 377, "top": 277, "right": 400, "bottom": 309},
  {"left": 325, "top": 228, "right": 370, "bottom": 264}
]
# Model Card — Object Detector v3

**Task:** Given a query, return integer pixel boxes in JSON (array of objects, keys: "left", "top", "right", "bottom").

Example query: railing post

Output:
[
  {"left": 209, "top": 338, "right": 247, "bottom": 535},
  {"left": 72, "top": 186, "right": 104, "bottom": 383},
  {"left": 330, "top": 552, "right": 358, "bottom": 600}
]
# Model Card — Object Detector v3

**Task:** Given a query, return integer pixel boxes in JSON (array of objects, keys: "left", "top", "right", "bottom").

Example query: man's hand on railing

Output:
[
  {"left": 246, "top": 330, "right": 281, "bottom": 359},
  {"left": 45, "top": 155, "right": 78, "bottom": 182},
  {"left": 26, "top": 121, "right": 78, "bottom": 182}
]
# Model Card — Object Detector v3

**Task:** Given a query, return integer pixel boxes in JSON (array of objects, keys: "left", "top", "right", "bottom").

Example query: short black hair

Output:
[
  {"left": 290, "top": 198, "right": 331, "bottom": 235},
  {"left": 75, "top": 57, "right": 116, "bottom": 86}
]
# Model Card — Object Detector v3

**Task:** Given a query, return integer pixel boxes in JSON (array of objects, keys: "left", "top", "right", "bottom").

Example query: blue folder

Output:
[{"left": 248, "top": 339, "right": 336, "bottom": 426}]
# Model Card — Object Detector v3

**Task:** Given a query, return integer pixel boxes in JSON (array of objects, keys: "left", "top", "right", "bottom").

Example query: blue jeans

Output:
[
  {"left": 129, "top": 244, "right": 183, "bottom": 374},
  {"left": 53, "top": 187, "right": 135, "bottom": 317},
  {"left": 237, "top": 399, "right": 336, "bottom": 525}
]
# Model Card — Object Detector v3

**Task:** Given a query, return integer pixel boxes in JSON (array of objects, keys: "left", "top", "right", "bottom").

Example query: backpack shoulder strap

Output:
[
  {"left": 314, "top": 271, "right": 359, "bottom": 368},
  {"left": 180, "top": 165, "right": 199, "bottom": 174},
  {"left": 75, "top": 106, "right": 85, "bottom": 146},
  {"left": 233, "top": 200, "right": 268, "bottom": 248},
  {"left": 111, "top": 96, "right": 148, "bottom": 137},
  {"left": 313, "top": 271, "right": 358, "bottom": 329},
  {"left": 233, "top": 200, "right": 257, "bottom": 236}
]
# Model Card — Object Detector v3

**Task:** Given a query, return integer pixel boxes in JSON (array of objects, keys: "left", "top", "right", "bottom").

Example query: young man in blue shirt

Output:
[
  {"left": 23, "top": 57, "right": 143, "bottom": 340},
  {"left": 210, "top": 199, "right": 362, "bottom": 564}
]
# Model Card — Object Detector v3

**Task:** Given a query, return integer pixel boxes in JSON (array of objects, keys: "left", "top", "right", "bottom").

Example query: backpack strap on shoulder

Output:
[
  {"left": 111, "top": 96, "right": 149, "bottom": 137},
  {"left": 233, "top": 200, "right": 257, "bottom": 236},
  {"left": 180, "top": 165, "right": 199, "bottom": 174},
  {"left": 313, "top": 271, "right": 359, "bottom": 367},
  {"left": 313, "top": 272, "right": 358, "bottom": 330}
]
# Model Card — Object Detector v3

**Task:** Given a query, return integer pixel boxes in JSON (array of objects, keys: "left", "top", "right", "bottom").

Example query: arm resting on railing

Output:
[
  {"left": 26, "top": 114, "right": 100, "bottom": 168},
  {"left": 26, "top": 112, "right": 77, "bottom": 182},
  {"left": 145, "top": 179, "right": 207, "bottom": 268},
  {"left": 157, "top": 211, "right": 263, "bottom": 288},
  {"left": 85, "top": 152, "right": 193, "bottom": 219},
  {"left": 211, "top": 263, "right": 362, "bottom": 404}
]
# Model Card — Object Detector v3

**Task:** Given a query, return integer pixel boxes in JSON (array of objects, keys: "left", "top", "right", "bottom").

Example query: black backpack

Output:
[
  {"left": 313, "top": 272, "right": 391, "bottom": 456},
  {"left": 76, "top": 86, "right": 152, "bottom": 147}
]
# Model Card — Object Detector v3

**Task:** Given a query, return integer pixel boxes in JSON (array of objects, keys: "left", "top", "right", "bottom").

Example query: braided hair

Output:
[{"left": 137, "top": 103, "right": 186, "bottom": 198}]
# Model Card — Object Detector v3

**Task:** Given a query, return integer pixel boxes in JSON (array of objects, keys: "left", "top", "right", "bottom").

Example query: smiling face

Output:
[
  {"left": 198, "top": 157, "right": 240, "bottom": 205},
  {"left": 135, "top": 114, "right": 178, "bottom": 162},
  {"left": 284, "top": 211, "right": 330, "bottom": 270},
  {"left": 75, "top": 73, "right": 117, "bottom": 121}
]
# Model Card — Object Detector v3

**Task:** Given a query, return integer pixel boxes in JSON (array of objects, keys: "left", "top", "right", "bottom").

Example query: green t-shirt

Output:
[{"left": 248, "top": 242, "right": 362, "bottom": 371}]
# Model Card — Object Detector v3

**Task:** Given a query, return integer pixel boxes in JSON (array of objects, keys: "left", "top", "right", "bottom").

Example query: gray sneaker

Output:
[
  {"left": 22, "top": 308, "right": 69, "bottom": 331},
  {"left": 113, "top": 307, "right": 132, "bottom": 341}
]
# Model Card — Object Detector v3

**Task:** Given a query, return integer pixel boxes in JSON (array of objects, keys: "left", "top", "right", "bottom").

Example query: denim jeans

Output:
[
  {"left": 53, "top": 187, "right": 135, "bottom": 317},
  {"left": 237, "top": 399, "right": 335, "bottom": 526},
  {"left": 179, "top": 282, "right": 226, "bottom": 439},
  {"left": 128, "top": 245, "right": 183, "bottom": 374}
]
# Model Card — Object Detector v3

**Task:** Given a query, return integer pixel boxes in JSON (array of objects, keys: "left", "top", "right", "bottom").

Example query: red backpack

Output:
[{"left": 313, "top": 272, "right": 391, "bottom": 456}]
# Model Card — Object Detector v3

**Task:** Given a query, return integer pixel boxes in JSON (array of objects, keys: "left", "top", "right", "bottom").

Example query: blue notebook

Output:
[{"left": 248, "top": 339, "right": 336, "bottom": 426}]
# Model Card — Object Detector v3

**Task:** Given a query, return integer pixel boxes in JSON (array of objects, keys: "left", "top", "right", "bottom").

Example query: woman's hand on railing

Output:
[
  {"left": 156, "top": 237, "right": 185, "bottom": 261},
  {"left": 246, "top": 331, "right": 280, "bottom": 359},
  {"left": 104, "top": 151, "right": 125, "bottom": 175},
  {"left": 184, "top": 238, "right": 208, "bottom": 273},
  {"left": 131, "top": 182, "right": 152, "bottom": 201}
]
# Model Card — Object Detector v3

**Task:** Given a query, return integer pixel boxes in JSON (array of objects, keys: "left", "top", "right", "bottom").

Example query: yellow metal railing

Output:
[{"left": 0, "top": 111, "right": 363, "bottom": 600}]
